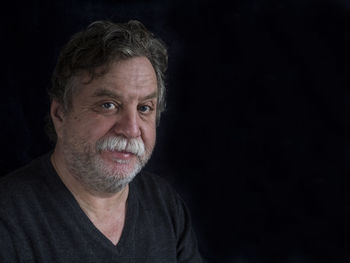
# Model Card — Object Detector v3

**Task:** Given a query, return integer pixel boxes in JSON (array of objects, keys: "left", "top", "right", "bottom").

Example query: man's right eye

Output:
[{"left": 101, "top": 102, "right": 116, "bottom": 110}]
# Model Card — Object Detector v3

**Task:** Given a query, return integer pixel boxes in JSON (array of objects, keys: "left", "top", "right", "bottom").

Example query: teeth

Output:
[{"left": 115, "top": 159, "right": 128, "bottom": 164}]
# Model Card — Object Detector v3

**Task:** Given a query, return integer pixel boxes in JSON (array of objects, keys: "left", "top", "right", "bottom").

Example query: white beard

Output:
[{"left": 62, "top": 135, "right": 152, "bottom": 194}]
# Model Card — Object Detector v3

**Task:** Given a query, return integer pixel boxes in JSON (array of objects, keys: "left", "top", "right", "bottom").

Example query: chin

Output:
[
  {"left": 82, "top": 161, "right": 140, "bottom": 194},
  {"left": 99, "top": 156, "right": 137, "bottom": 178}
]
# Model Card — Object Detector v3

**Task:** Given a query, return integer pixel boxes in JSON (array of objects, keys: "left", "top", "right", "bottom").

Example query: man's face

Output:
[{"left": 55, "top": 56, "right": 158, "bottom": 193}]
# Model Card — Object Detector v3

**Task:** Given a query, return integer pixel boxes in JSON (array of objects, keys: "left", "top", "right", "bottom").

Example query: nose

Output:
[{"left": 112, "top": 107, "right": 141, "bottom": 138}]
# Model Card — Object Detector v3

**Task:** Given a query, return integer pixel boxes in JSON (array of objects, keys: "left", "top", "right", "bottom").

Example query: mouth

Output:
[{"left": 101, "top": 150, "right": 136, "bottom": 163}]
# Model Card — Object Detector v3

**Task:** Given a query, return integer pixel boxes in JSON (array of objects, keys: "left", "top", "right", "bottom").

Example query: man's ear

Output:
[{"left": 50, "top": 100, "right": 65, "bottom": 139}]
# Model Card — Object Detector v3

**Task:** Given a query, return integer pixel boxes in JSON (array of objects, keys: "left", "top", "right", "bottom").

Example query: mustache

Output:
[{"left": 96, "top": 136, "right": 145, "bottom": 157}]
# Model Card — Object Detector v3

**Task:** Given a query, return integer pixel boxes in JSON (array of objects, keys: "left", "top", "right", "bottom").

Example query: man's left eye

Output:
[
  {"left": 101, "top": 102, "right": 116, "bottom": 110},
  {"left": 138, "top": 105, "right": 152, "bottom": 113}
]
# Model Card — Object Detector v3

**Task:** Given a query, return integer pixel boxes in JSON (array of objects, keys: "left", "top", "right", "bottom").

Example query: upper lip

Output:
[{"left": 108, "top": 150, "right": 135, "bottom": 155}]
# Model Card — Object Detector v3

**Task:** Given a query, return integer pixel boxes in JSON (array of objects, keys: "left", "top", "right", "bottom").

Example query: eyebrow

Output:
[
  {"left": 92, "top": 89, "right": 122, "bottom": 100},
  {"left": 141, "top": 91, "right": 157, "bottom": 101},
  {"left": 92, "top": 88, "right": 157, "bottom": 101}
]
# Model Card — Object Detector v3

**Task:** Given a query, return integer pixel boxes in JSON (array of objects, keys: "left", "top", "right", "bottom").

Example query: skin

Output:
[{"left": 50, "top": 56, "right": 158, "bottom": 245}]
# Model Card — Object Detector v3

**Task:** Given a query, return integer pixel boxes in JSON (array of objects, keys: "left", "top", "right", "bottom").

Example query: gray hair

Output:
[{"left": 47, "top": 20, "right": 168, "bottom": 142}]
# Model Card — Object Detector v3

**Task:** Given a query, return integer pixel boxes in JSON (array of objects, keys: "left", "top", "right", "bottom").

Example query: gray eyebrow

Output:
[
  {"left": 93, "top": 89, "right": 157, "bottom": 101},
  {"left": 92, "top": 89, "right": 122, "bottom": 100},
  {"left": 141, "top": 91, "right": 157, "bottom": 101}
]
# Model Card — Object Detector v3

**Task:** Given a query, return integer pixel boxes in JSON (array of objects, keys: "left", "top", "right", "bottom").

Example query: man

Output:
[{"left": 0, "top": 20, "right": 202, "bottom": 262}]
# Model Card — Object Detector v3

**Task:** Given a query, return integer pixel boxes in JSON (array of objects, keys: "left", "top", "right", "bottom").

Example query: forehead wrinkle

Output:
[
  {"left": 78, "top": 57, "right": 158, "bottom": 103},
  {"left": 108, "top": 73, "right": 157, "bottom": 91},
  {"left": 111, "top": 58, "right": 157, "bottom": 86}
]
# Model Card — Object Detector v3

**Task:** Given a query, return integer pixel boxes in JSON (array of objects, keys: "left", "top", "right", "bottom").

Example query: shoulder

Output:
[
  {"left": 0, "top": 154, "right": 50, "bottom": 204},
  {"left": 0, "top": 154, "right": 48, "bottom": 186}
]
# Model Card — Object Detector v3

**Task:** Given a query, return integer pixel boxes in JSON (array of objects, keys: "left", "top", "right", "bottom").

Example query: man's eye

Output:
[
  {"left": 101, "top": 102, "right": 116, "bottom": 110},
  {"left": 138, "top": 105, "right": 152, "bottom": 113}
]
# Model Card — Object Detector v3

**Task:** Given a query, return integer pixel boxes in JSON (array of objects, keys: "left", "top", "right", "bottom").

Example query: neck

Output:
[{"left": 50, "top": 148, "right": 129, "bottom": 219}]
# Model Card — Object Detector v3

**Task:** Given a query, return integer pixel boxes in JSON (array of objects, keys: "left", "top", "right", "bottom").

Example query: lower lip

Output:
[{"left": 101, "top": 150, "right": 134, "bottom": 160}]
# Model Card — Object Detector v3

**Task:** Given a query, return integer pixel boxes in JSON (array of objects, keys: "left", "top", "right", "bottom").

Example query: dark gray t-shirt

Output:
[{"left": 0, "top": 154, "right": 202, "bottom": 263}]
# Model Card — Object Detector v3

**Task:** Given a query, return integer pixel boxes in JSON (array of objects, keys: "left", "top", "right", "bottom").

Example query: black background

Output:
[{"left": 1, "top": 0, "right": 350, "bottom": 262}]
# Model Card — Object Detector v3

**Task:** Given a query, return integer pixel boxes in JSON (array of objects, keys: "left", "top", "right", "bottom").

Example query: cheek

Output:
[
  {"left": 142, "top": 125, "right": 156, "bottom": 150},
  {"left": 64, "top": 114, "right": 113, "bottom": 144}
]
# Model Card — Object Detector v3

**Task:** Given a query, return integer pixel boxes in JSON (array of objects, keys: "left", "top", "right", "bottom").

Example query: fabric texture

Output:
[{"left": 0, "top": 153, "right": 202, "bottom": 263}]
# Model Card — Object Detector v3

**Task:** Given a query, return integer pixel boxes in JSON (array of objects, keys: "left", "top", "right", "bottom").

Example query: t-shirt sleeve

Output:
[{"left": 174, "top": 194, "right": 203, "bottom": 263}]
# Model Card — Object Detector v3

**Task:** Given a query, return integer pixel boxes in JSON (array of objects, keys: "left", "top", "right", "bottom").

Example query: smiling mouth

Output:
[{"left": 102, "top": 150, "right": 135, "bottom": 162}]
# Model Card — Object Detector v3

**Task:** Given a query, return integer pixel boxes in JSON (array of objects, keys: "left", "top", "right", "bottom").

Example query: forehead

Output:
[{"left": 74, "top": 56, "right": 158, "bottom": 99}]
